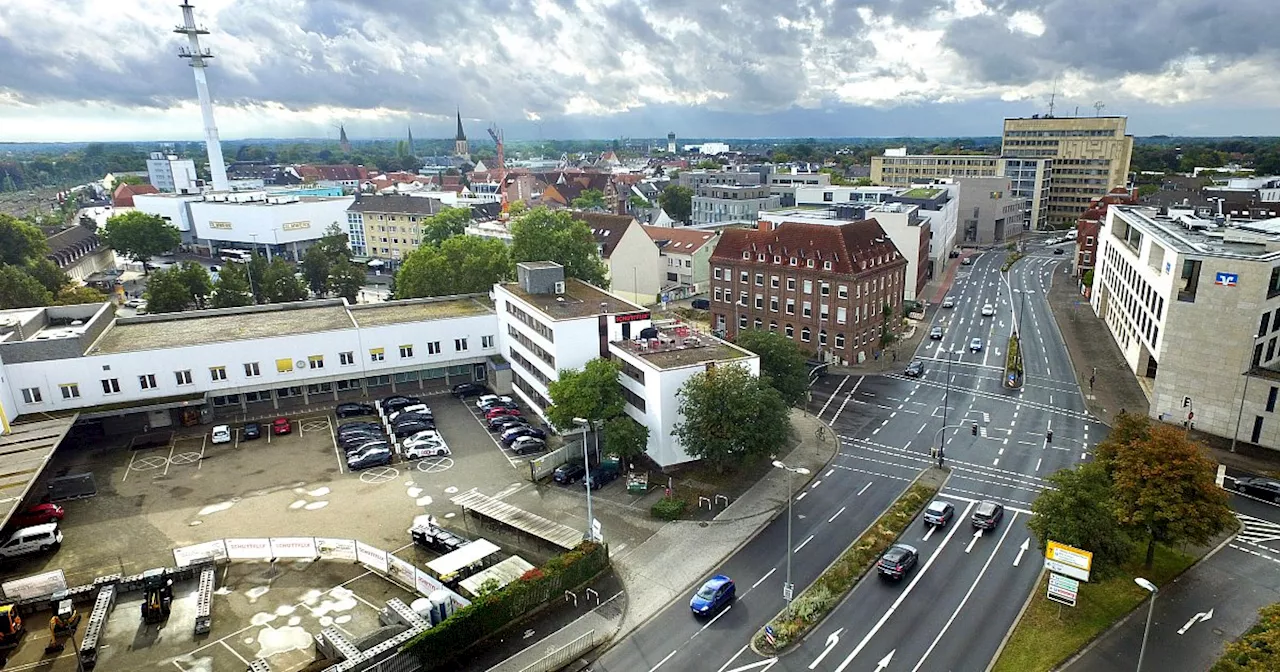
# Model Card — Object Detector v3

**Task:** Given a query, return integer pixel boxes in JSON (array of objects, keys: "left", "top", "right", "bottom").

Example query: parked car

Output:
[
  {"left": 961, "top": 257, "right": 973, "bottom": 265},
  {"left": 451, "top": 382, "right": 490, "bottom": 399},
  {"left": 1232, "top": 476, "right": 1280, "bottom": 502},
  {"left": 242, "top": 422, "right": 262, "bottom": 440},
  {"left": 381, "top": 396, "right": 422, "bottom": 413},
  {"left": 211, "top": 425, "right": 232, "bottom": 444},
  {"left": 510, "top": 436, "right": 547, "bottom": 455},
  {"left": 922, "top": 500, "right": 955, "bottom": 527},
  {"left": 347, "top": 445, "right": 393, "bottom": 471},
  {"left": 553, "top": 463, "right": 587, "bottom": 485},
  {"left": 942, "top": 296, "right": 955, "bottom": 309},
  {"left": 476, "top": 395, "right": 515, "bottom": 410},
  {"left": 339, "top": 431, "right": 386, "bottom": 447},
  {"left": 390, "top": 409, "right": 433, "bottom": 424},
  {"left": 488, "top": 415, "right": 528, "bottom": 432},
  {"left": 972, "top": 500, "right": 1005, "bottom": 530},
  {"left": 970, "top": 337, "right": 983, "bottom": 352},
  {"left": 690, "top": 298, "right": 711, "bottom": 310},
  {"left": 392, "top": 414, "right": 435, "bottom": 430},
  {"left": 689, "top": 575, "right": 735, "bottom": 616},
  {"left": 336, "top": 402, "right": 376, "bottom": 418},
  {"left": 403, "top": 441, "right": 451, "bottom": 460},
  {"left": 339, "top": 421, "right": 382, "bottom": 432},
  {"left": 929, "top": 326, "right": 944, "bottom": 340},
  {"left": 392, "top": 421, "right": 435, "bottom": 438},
  {"left": 904, "top": 360, "right": 924, "bottom": 377},
  {"left": 1054, "top": 247, "right": 1065, "bottom": 255},
  {"left": 343, "top": 439, "right": 391, "bottom": 456},
  {"left": 877, "top": 544, "right": 919, "bottom": 580},
  {"left": 583, "top": 463, "right": 620, "bottom": 490},
  {"left": 485, "top": 407, "right": 522, "bottom": 420},
  {"left": 271, "top": 417, "right": 292, "bottom": 435},
  {"left": 501, "top": 426, "right": 547, "bottom": 445},
  {"left": 0, "top": 523, "right": 63, "bottom": 559},
  {"left": 7, "top": 503, "right": 64, "bottom": 529},
  {"left": 981, "top": 303, "right": 996, "bottom": 316}
]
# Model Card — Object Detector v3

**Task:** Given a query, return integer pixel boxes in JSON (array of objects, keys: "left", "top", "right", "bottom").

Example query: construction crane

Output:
[{"left": 487, "top": 124, "right": 505, "bottom": 171}]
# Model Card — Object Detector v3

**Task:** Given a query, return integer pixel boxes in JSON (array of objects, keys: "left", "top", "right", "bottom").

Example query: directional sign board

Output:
[
  {"left": 1045, "top": 540, "right": 1093, "bottom": 582},
  {"left": 1047, "top": 573, "right": 1079, "bottom": 607}
]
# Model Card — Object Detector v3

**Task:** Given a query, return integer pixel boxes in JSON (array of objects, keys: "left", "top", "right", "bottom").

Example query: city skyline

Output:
[{"left": 1, "top": 0, "right": 1278, "bottom": 142}]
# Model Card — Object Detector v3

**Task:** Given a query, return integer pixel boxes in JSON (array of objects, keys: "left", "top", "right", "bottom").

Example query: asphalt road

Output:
[{"left": 595, "top": 244, "right": 1102, "bottom": 672}]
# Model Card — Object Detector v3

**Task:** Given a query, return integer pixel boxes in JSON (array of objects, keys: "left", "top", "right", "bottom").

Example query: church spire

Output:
[
  {"left": 339, "top": 124, "right": 350, "bottom": 153},
  {"left": 453, "top": 109, "right": 469, "bottom": 159},
  {"left": 454, "top": 109, "right": 466, "bottom": 141},
  {"left": 407, "top": 124, "right": 414, "bottom": 156}
]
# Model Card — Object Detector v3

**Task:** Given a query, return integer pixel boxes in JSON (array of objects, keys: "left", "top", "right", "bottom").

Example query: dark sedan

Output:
[
  {"left": 972, "top": 500, "right": 1005, "bottom": 530},
  {"left": 1233, "top": 476, "right": 1280, "bottom": 503},
  {"left": 553, "top": 463, "right": 587, "bottom": 485},
  {"left": 877, "top": 544, "right": 919, "bottom": 580},
  {"left": 381, "top": 395, "right": 422, "bottom": 413},
  {"left": 242, "top": 422, "right": 262, "bottom": 440},
  {"left": 904, "top": 360, "right": 924, "bottom": 377},
  {"left": 451, "top": 382, "right": 491, "bottom": 398},
  {"left": 488, "top": 415, "right": 528, "bottom": 432},
  {"left": 347, "top": 446, "right": 393, "bottom": 470},
  {"left": 336, "top": 402, "right": 376, "bottom": 418},
  {"left": 501, "top": 426, "right": 547, "bottom": 445},
  {"left": 392, "top": 420, "right": 435, "bottom": 438}
]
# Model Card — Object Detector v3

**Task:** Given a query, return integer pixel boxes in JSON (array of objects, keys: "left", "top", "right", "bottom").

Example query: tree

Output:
[
  {"left": 300, "top": 223, "right": 353, "bottom": 295},
  {"left": 175, "top": 261, "right": 213, "bottom": 309},
  {"left": 1212, "top": 603, "right": 1280, "bottom": 672},
  {"left": 509, "top": 207, "right": 608, "bottom": 287},
  {"left": 1027, "top": 462, "right": 1131, "bottom": 579},
  {"left": 0, "top": 214, "right": 47, "bottom": 266},
  {"left": 1104, "top": 419, "right": 1235, "bottom": 567},
  {"left": 732, "top": 330, "right": 809, "bottom": 407},
  {"left": 604, "top": 415, "right": 650, "bottom": 463},
  {"left": 328, "top": 260, "right": 366, "bottom": 303},
  {"left": 114, "top": 174, "right": 146, "bottom": 186},
  {"left": 0, "top": 264, "right": 53, "bottom": 309},
  {"left": 659, "top": 185, "right": 693, "bottom": 224},
  {"left": 570, "top": 189, "right": 607, "bottom": 210},
  {"left": 628, "top": 194, "right": 650, "bottom": 211},
  {"left": 244, "top": 254, "right": 270, "bottom": 304},
  {"left": 143, "top": 266, "right": 194, "bottom": 313},
  {"left": 210, "top": 264, "right": 254, "bottom": 308},
  {"left": 421, "top": 207, "right": 472, "bottom": 248},
  {"left": 52, "top": 285, "right": 107, "bottom": 306},
  {"left": 260, "top": 258, "right": 309, "bottom": 303},
  {"left": 545, "top": 358, "right": 625, "bottom": 431},
  {"left": 673, "top": 364, "right": 791, "bottom": 473},
  {"left": 696, "top": 159, "right": 720, "bottom": 169},
  {"left": 26, "top": 258, "right": 70, "bottom": 294},
  {"left": 396, "top": 236, "right": 511, "bottom": 298},
  {"left": 101, "top": 210, "right": 181, "bottom": 273},
  {"left": 854, "top": 177, "right": 874, "bottom": 187}
]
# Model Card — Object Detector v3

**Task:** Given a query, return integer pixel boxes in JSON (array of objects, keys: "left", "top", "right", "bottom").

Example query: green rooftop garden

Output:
[{"left": 901, "top": 187, "right": 943, "bottom": 199}]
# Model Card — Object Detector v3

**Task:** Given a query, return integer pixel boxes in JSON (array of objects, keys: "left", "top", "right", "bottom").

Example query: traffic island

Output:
[
  {"left": 750, "top": 469, "right": 945, "bottom": 655},
  {"left": 1004, "top": 334, "right": 1024, "bottom": 389}
]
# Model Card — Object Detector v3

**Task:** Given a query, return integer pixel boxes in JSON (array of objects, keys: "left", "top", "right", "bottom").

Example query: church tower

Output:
[
  {"left": 339, "top": 124, "right": 351, "bottom": 153},
  {"left": 454, "top": 110, "right": 469, "bottom": 159}
]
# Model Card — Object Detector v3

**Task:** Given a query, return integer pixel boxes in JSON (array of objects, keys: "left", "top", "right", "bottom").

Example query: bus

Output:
[{"left": 219, "top": 249, "right": 253, "bottom": 263}]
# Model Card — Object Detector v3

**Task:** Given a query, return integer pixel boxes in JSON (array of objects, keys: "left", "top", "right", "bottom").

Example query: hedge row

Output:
[
  {"left": 404, "top": 541, "right": 609, "bottom": 669},
  {"left": 752, "top": 481, "right": 939, "bottom": 654}
]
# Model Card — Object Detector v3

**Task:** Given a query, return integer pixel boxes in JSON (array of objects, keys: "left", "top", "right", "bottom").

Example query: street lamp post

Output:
[
  {"left": 573, "top": 417, "right": 596, "bottom": 542},
  {"left": 772, "top": 460, "right": 811, "bottom": 618},
  {"left": 1135, "top": 577, "right": 1158, "bottom": 672},
  {"left": 940, "top": 349, "right": 960, "bottom": 467}
]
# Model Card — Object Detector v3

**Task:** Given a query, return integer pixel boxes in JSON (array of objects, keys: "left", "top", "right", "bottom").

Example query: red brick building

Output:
[
  {"left": 1076, "top": 187, "right": 1138, "bottom": 283},
  {"left": 709, "top": 219, "right": 908, "bottom": 365}
]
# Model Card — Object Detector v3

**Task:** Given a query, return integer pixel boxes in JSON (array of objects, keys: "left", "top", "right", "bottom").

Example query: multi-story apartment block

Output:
[
  {"left": 871, "top": 149, "right": 1052, "bottom": 230},
  {"left": 1075, "top": 187, "right": 1138, "bottom": 279},
  {"left": 345, "top": 195, "right": 449, "bottom": 261},
  {"left": 643, "top": 226, "right": 720, "bottom": 299},
  {"left": 146, "top": 152, "right": 200, "bottom": 193},
  {"left": 768, "top": 170, "right": 830, "bottom": 207},
  {"left": 1002, "top": 116, "right": 1133, "bottom": 228},
  {"left": 494, "top": 262, "right": 758, "bottom": 466},
  {"left": 708, "top": 220, "right": 908, "bottom": 365},
  {"left": 1092, "top": 206, "right": 1280, "bottom": 451},
  {"left": 679, "top": 171, "right": 779, "bottom": 226}
]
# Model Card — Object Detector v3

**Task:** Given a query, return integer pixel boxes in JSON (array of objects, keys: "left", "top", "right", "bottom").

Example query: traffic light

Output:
[
  {"left": 971, "top": 423, "right": 978, "bottom": 436},
  {"left": 1047, "top": 430, "right": 1054, "bottom": 443},
  {"left": 1183, "top": 396, "right": 1192, "bottom": 408}
]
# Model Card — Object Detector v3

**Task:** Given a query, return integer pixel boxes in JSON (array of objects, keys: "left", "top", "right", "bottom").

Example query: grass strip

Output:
[{"left": 752, "top": 480, "right": 939, "bottom": 654}]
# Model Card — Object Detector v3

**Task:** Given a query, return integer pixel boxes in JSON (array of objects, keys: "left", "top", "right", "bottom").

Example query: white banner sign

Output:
[
  {"left": 357, "top": 541, "right": 388, "bottom": 573},
  {"left": 415, "top": 569, "right": 444, "bottom": 597},
  {"left": 173, "top": 540, "right": 228, "bottom": 567},
  {"left": 226, "top": 538, "right": 272, "bottom": 560},
  {"left": 316, "top": 538, "right": 358, "bottom": 562},
  {"left": 2, "top": 569, "right": 67, "bottom": 601},
  {"left": 387, "top": 554, "right": 417, "bottom": 589},
  {"left": 1045, "top": 558, "right": 1091, "bottom": 582},
  {"left": 270, "top": 537, "right": 318, "bottom": 559}
]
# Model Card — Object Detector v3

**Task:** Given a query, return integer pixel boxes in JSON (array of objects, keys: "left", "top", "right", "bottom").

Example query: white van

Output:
[{"left": 0, "top": 523, "right": 63, "bottom": 558}]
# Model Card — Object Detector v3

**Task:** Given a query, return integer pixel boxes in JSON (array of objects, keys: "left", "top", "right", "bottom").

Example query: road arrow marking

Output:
[
  {"left": 875, "top": 650, "right": 895, "bottom": 672},
  {"left": 1014, "top": 538, "right": 1029, "bottom": 566},
  {"left": 808, "top": 628, "right": 845, "bottom": 669},
  {"left": 1178, "top": 609, "right": 1214, "bottom": 635},
  {"left": 724, "top": 658, "right": 778, "bottom": 672},
  {"left": 966, "top": 529, "right": 983, "bottom": 554}
]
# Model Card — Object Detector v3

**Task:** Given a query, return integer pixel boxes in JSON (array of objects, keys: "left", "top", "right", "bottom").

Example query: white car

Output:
[
  {"left": 476, "top": 395, "right": 514, "bottom": 410},
  {"left": 970, "top": 338, "right": 984, "bottom": 352},
  {"left": 211, "top": 425, "right": 232, "bottom": 444},
  {"left": 941, "top": 297, "right": 955, "bottom": 309},
  {"left": 981, "top": 304, "right": 996, "bottom": 317},
  {"left": 402, "top": 433, "right": 450, "bottom": 459}
]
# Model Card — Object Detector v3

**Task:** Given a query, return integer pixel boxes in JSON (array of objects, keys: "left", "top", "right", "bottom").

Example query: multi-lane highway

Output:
[{"left": 594, "top": 244, "right": 1103, "bottom": 672}]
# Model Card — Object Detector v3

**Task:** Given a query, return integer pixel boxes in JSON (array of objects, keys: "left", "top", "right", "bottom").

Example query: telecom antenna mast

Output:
[{"left": 175, "top": 2, "right": 229, "bottom": 191}]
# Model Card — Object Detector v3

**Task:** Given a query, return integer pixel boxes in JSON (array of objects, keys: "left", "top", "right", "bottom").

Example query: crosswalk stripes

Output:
[{"left": 1234, "top": 512, "right": 1280, "bottom": 547}]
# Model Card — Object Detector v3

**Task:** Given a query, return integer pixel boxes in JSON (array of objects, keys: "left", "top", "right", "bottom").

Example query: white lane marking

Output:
[
  {"left": 752, "top": 567, "right": 777, "bottom": 590},
  {"left": 694, "top": 605, "right": 732, "bottom": 636},
  {"left": 716, "top": 645, "right": 750, "bottom": 672},
  {"left": 825, "top": 469, "right": 835, "bottom": 477},
  {"left": 796, "top": 492, "right": 808, "bottom": 502},
  {"left": 795, "top": 535, "right": 815, "bottom": 553},
  {"left": 649, "top": 650, "right": 678, "bottom": 671},
  {"left": 831, "top": 376, "right": 865, "bottom": 424},
  {"left": 817, "top": 375, "right": 851, "bottom": 419},
  {"left": 1035, "top": 458, "right": 1042, "bottom": 472},
  {"left": 829, "top": 506, "right": 846, "bottom": 523},
  {"left": 858, "top": 482, "right": 872, "bottom": 496},
  {"left": 811, "top": 480, "right": 822, "bottom": 489}
]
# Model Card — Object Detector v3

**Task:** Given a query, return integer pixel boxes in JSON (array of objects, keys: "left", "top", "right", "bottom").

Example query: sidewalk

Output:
[{"left": 486, "top": 409, "right": 839, "bottom": 671}]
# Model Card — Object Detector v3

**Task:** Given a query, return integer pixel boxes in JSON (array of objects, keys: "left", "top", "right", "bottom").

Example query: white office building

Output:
[
  {"left": 1092, "top": 206, "right": 1280, "bottom": 450},
  {"left": 494, "top": 262, "right": 759, "bottom": 466},
  {"left": 146, "top": 153, "right": 201, "bottom": 194}
]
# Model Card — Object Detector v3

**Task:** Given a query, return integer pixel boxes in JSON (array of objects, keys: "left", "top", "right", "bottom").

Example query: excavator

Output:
[
  {"left": 44, "top": 591, "right": 79, "bottom": 653},
  {"left": 140, "top": 568, "right": 174, "bottom": 624}
]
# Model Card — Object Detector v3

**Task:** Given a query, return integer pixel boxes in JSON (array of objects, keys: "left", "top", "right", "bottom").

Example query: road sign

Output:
[
  {"left": 1046, "top": 540, "right": 1093, "bottom": 582},
  {"left": 782, "top": 583, "right": 794, "bottom": 601},
  {"left": 591, "top": 518, "right": 602, "bottom": 543},
  {"left": 1047, "top": 572, "right": 1079, "bottom": 607},
  {"left": 764, "top": 625, "right": 776, "bottom": 646}
]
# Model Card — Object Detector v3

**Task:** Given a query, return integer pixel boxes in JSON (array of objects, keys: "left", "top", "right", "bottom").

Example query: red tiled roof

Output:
[
  {"left": 641, "top": 225, "right": 717, "bottom": 253},
  {"left": 709, "top": 219, "right": 904, "bottom": 276},
  {"left": 297, "top": 164, "right": 368, "bottom": 182},
  {"left": 112, "top": 183, "right": 159, "bottom": 207}
]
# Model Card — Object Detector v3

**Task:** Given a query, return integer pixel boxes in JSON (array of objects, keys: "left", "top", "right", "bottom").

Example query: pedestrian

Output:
[{"left": 892, "top": 351, "right": 897, "bottom": 362}]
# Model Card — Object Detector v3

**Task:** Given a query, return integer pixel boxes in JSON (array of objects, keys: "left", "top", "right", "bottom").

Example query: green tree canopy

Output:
[
  {"left": 421, "top": 207, "right": 472, "bottom": 247},
  {"left": 604, "top": 414, "right": 650, "bottom": 463},
  {"left": 143, "top": 266, "right": 194, "bottom": 313},
  {"left": 396, "top": 235, "right": 511, "bottom": 299},
  {"left": 300, "top": 223, "right": 352, "bottom": 295},
  {"left": 732, "top": 330, "right": 810, "bottom": 407},
  {"left": 0, "top": 264, "right": 53, "bottom": 309},
  {"left": 0, "top": 214, "right": 47, "bottom": 266},
  {"left": 52, "top": 284, "right": 107, "bottom": 306},
  {"left": 570, "top": 189, "right": 607, "bottom": 210},
  {"left": 1027, "top": 461, "right": 1131, "bottom": 579},
  {"left": 174, "top": 261, "right": 213, "bottom": 309},
  {"left": 243, "top": 254, "right": 269, "bottom": 304},
  {"left": 101, "top": 210, "right": 181, "bottom": 273},
  {"left": 26, "top": 258, "right": 70, "bottom": 294},
  {"left": 673, "top": 364, "right": 791, "bottom": 473},
  {"left": 1212, "top": 603, "right": 1280, "bottom": 671},
  {"left": 210, "top": 264, "right": 254, "bottom": 308},
  {"left": 261, "top": 257, "right": 309, "bottom": 303},
  {"left": 628, "top": 194, "right": 650, "bottom": 211},
  {"left": 545, "top": 358, "right": 625, "bottom": 431},
  {"left": 328, "top": 260, "right": 366, "bottom": 303},
  {"left": 509, "top": 207, "right": 608, "bottom": 287},
  {"left": 659, "top": 185, "right": 693, "bottom": 224}
]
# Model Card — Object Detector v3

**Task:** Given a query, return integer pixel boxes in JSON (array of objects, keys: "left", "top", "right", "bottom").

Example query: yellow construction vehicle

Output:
[
  {"left": 44, "top": 591, "right": 79, "bottom": 653},
  {"left": 140, "top": 568, "right": 173, "bottom": 624},
  {"left": 0, "top": 602, "right": 24, "bottom": 654}
]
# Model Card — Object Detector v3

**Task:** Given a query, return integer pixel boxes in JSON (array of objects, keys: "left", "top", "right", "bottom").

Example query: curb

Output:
[
  {"left": 984, "top": 567, "right": 1046, "bottom": 672},
  {"left": 1042, "top": 267, "right": 1108, "bottom": 427}
]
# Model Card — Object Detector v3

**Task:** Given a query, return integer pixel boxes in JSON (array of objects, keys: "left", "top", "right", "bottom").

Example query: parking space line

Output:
[
  {"left": 328, "top": 414, "right": 345, "bottom": 475},
  {"left": 219, "top": 640, "right": 250, "bottom": 666},
  {"left": 198, "top": 435, "right": 206, "bottom": 469},
  {"left": 163, "top": 439, "right": 176, "bottom": 476}
]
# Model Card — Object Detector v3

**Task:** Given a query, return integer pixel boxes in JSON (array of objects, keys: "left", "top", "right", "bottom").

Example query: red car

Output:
[
  {"left": 484, "top": 407, "right": 521, "bottom": 420},
  {"left": 9, "top": 503, "right": 64, "bottom": 528},
  {"left": 271, "top": 417, "right": 292, "bottom": 435}
]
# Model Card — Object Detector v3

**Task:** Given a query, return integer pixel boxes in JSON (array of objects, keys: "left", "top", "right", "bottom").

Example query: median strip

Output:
[{"left": 751, "top": 470, "right": 943, "bottom": 655}]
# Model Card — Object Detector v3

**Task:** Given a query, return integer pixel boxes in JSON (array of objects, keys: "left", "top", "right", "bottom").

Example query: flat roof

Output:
[
  {"left": 1113, "top": 206, "right": 1280, "bottom": 262},
  {"left": 426, "top": 539, "right": 502, "bottom": 577},
  {"left": 350, "top": 296, "right": 493, "bottom": 327},
  {"left": 0, "top": 415, "right": 76, "bottom": 528},
  {"left": 613, "top": 325, "right": 753, "bottom": 370},
  {"left": 90, "top": 302, "right": 355, "bottom": 354},
  {"left": 501, "top": 279, "right": 642, "bottom": 321}
]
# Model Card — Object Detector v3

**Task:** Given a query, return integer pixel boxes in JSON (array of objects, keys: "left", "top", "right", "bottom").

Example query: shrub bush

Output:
[{"left": 651, "top": 496, "right": 687, "bottom": 520}]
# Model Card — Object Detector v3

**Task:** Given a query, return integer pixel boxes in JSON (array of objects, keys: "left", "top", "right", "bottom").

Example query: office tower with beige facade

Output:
[
  {"left": 1002, "top": 116, "right": 1134, "bottom": 228},
  {"left": 871, "top": 149, "right": 1052, "bottom": 230}
]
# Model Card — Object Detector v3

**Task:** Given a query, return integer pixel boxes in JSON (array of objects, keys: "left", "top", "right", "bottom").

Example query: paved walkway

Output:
[{"left": 486, "top": 409, "right": 838, "bottom": 671}]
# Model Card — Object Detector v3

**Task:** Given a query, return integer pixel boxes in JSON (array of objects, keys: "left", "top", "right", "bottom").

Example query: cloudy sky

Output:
[{"left": 1, "top": 0, "right": 1278, "bottom": 143}]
